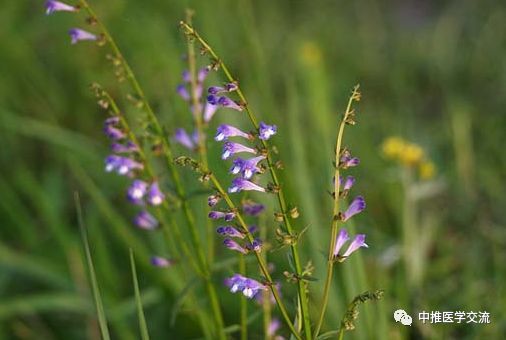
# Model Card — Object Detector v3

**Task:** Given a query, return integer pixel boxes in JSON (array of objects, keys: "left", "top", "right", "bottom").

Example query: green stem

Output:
[
  {"left": 239, "top": 255, "right": 248, "bottom": 340},
  {"left": 313, "top": 86, "right": 360, "bottom": 338},
  {"left": 180, "top": 22, "right": 311, "bottom": 339}
]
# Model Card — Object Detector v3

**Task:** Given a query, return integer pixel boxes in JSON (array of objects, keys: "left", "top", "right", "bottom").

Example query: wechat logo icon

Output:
[{"left": 394, "top": 309, "right": 413, "bottom": 326}]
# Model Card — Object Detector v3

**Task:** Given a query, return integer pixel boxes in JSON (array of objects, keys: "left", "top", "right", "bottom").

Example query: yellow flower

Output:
[
  {"left": 381, "top": 137, "right": 405, "bottom": 160},
  {"left": 419, "top": 161, "right": 436, "bottom": 180},
  {"left": 399, "top": 143, "right": 424, "bottom": 166}
]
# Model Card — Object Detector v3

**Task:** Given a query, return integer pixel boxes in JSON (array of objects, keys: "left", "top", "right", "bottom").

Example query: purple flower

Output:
[
  {"left": 246, "top": 239, "right": 262, "bottom": 252},
  {"left": 341, "top": 196, "right": 366, "bottom": 221},
  {"left": 103, "top": 118, "right": 125, "bottom": 140},
  {"left": 208, "top": 211, "right": 236, "bottom": 221},
  {"left": 127, "top": 179, "right": 148, "bottom": 204},
  {"left": 342, "top": 176, "right": 355, "bottom": 191},
  {"left": 333, "top": 229, "right": 368, "bottom": 261},
  {"left": 105, "top": 155, "right": 143, "bottom": 175},
  {"left": 111, "top": 141, "right": 139, "bottom": 153},
  {"left": 174, "top": 128, "right": 195, "bottom": 150},
  {"left": 229, "top": 178, "right": 266, "bottom": 193},
  {"left": 230, "top": 156, "right": 265, "bottom": 179},
  {"left": 258, "top": 122, "right": 277, "bottom": 140},
  {"left": 208, "top": 83, "right": 238, "bottom": 94},
  {"left": 267, "top": 319, "right": 281, "bottom": 337},
  {"left": 45, "top": 0, "right": 77, "bottom": 15},
  {"left": 215, "top": 124, "right": 250, "bottom": 141},
  {"left": 104, "top": 116, "right": 120, "bottom": 126},
  {"left": 340, "top": 151, "right": 360, "bottom": 168},
  {"left": 333, "top": 229, "right": 350, "bottom": 256},
  {"left": 207, "top": 95, "right": 243, "bottom": 111},
  {"left": 134, "top": 211, "right": 158, "bottom": 230},
  {"left": 223, "top": 239, "right": 248, "bottom": 254},
  {"left": 216, "top": 226, "right": 245, "bottom": 239},
  {"left": 225, "top": 274, "right": 267, "bottom": 298},
  {"left": 242, "top": 201, "right": 265, "bottom": 216},
  {"left": 203, "top": 102, "right": 219, "bottom": 123},
  {"left": 68, "top": 28, "right": 97, "bottom": 44},
  {"left": 207, "top": 194, "right": 221, "bottom": 207},
  {"left": 150, "top": 256, "right": 175, "bottom": 268},
  {"left": 147, "top": 182, "right": 165, "bottom": 206},
  {"left": 176, "top": 84, "right": 190, "bottom": 101},
  {"left": 198, "top": 66, "right": 210, "bottom": 83},
  {"left": 222, "top": 142, "right": 256, "bottom": 160}
]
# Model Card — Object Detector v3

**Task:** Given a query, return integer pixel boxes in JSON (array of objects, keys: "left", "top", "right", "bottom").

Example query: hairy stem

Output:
[{"left": 313, "top": 86, "right": 360, "bottom": 338}]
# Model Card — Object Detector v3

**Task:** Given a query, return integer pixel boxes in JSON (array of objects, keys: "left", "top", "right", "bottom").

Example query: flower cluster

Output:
[
  {"left": 224, "top": 274, "right": 267, "bottom": 298},
  {"left": 381, "top": 136, "right": 436, "bottom": 179}
]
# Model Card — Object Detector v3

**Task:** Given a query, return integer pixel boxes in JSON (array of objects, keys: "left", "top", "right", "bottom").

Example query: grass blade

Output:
[
  {"left": 129, "top": 248, "right": 150, "bottom": 340},
  {"left": 75, "top": 192, "right": 111, "bottom": 340}
]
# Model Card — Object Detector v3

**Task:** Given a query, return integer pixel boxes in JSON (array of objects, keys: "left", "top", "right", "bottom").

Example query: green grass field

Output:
[{"left": 0, "top": 0, "right": 505, "bottom": 339}]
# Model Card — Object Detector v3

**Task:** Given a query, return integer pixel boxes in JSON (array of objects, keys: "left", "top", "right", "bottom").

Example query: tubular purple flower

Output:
[
  {"left": 151, "top": 256, "right": 174, "bottom": 268},
  {"left": 242, "top": 201, "right": 265, "bottom": 216},
  {"left": 174, "top": 128, "right": 195, "bottom": 150},
  {"left": 147, "top": 182, "right": 165, "bottom": 206},
  {"left": 230, "top": 158, "right": 245, "bottom": 175},
  {"left": 216, "top": 226, "right": 245, "bottom": 239},
  {"left": 111, "top": 141, "right": 139, "bottom": 153},
  {"left": 103, "top": 124, "right": 125, "bottom": 140},
  {"left": 225, "top": 274, "right": 267, "bottom": 298},
  {"left": 203, "top": 102, "right": 218, "bottom": 123},
  {"left": 127, "top": 179, "right": 148, "bottom": 204},
  {"left": 246, "top": 239, "right": 262, "bottom": 252},
  {"left": 134, "top": 211, "right": 158, "bottom": 230},
  {"left": 228, "top": 178, "right": 266, "bottom": 193},
  {"left": 208, "top": 83, "right": 238, "bottom": 95},
  {"left": 222, "top": 142, "right": 257, "bottom": 160},
  {"left": 223, "top": 239, "right": 248, "bottom": 254},
  {"left": 340, "top": 151, "right": 360, "bottom": 168},
  {"left": 68, "top": 28, "right": 97, "bottom": 44},
  {"left": 238, "top": 156, "right": 266, "bottom": 179},
  {"left": 207, "top": 95, "right": 243, "bottom": 111},
  {"left": 258, "top": 122, "right": 277, "bottom": 140},
  {"left": 197, "top": 66, "right": 210, "bottom": 83},
  {"left": 208, "top": 211, "right": 236, "bottom": 221},
  {"left": 45, "top": 0, "right": 77, "bottom": 15},
  {"left": 176, "top": 84, "right": 190, "bottom": 101},
  {"left": 333, "top": 229, "right": 350, "bottom": 256},
  {"left": 105, "top": 155, "right": 143, "bottom": 175},
  {"left": 342, "top": 196, "right": 366, "bottom": 221},
  {"left": 215, "top": 124, "right": 250, "bottom": 141},
  {"left": 343, "top": 176, "right": 355, "bottom": 191},
  {"left": 342, "top": 234, "right": 368, "bottom": 258}
]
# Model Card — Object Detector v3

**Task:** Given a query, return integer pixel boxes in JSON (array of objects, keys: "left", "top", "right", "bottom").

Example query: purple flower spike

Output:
[
  {"left": 147, "top": 182, "right": 165, "bottom": 206},
  {"left": 225, "top": 274, "right": 267, "bottom": 298},
  {"left": 340, "top": 151, "right": 360, "bottom": 168},
  {"left": 222, "top": 142, "right": 256, "bottom": 160},
  {"left": 68, "top": 28, "right": 97, "bottom": 44},
  {"left": 342, "top": 234, "right": 368, "bottom": 258},
  {"left": 127, "top": 179, "right": 148, "bottom": 204},
  {"left": 111, "top": 141, "right": 139, "bottom": 153},
  {"left": 342, "top": 196, "right": 366, "bottom": 221},
  {"left": 176, "top": 84, "right": 190, "bottom": 101},
  {"left": 151, "top": 256, "right": 174, "bottom": 268},
  {"left": 242, "top": 201, "right": 265, "bottom": 216},
  {"left": 229, "top": 178, "right": 266, "bottom": 193},
  {"left": 45, "top": 0, "right": 77, "bottom": 15},
  {"left": 103, "top": 124, "right": 125, "bottom": 140},
  {"left": 218, "top": 96, "right": 243, "bottom": 111},
  {"left": 134, "top": 211, "right": 158, "bottom": 230},
  {"left": 174, "top": 128, "right": 195, "bottom": 150},
  {"left": 207, "top": 194, "right": 221, "bottom": 207},
  {"left": 258, "top": 122, "right": 277, "bottom": 140},
  {"left": 208, "top": 83, "right": 238, "bottom": 95},
  {"left": 223, "top": 239, "right": 248, "bottom": 254},
  {"left": 333, "top": 229, "right": 350, "bottom": 256},
  {"left": 215, "top": 124, "right": 250, "bottom": 141},
  {"left": 216, "top": 226, "right": 245, "bottom": 239},
  {"left": 203, "top": 102, "right": 218, "bottom": 123}
]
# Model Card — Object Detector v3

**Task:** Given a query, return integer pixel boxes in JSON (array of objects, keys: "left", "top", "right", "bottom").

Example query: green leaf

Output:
[
  {"left": 130, "top": 248, "right": 151, "bottom": 340},
  {"left": 75, "top": 192, "right": 111, "bottom": 340}
]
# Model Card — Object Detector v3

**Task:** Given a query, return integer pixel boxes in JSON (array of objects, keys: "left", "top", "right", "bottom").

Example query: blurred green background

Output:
[{"left": 1, "top": 0, "right": 505, "bottom": 339}]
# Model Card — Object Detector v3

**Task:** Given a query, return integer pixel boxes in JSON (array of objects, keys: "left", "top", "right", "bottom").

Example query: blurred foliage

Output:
[{"left": 1, "top": 0, "right": 505, "bottom": 339}]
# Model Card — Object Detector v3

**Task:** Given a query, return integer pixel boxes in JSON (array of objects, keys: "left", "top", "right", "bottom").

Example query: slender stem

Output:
[
  {"left": 79, "top": 4, "right": 226, "bottom": 338},
  {"left": 259, "top": 213, "right": 272, "bottom": 339},
  {"left": 239, "top": 255, "right": 248, "bottom": 340},
  {"left": 180, "top": 22, "right": 311, "bottom": 339},
  {"left": 209, "top": 174, "right": 302, "bottom": 340},
  {"left": 313, "top": 86, "right": 360, "bottom": 338}
]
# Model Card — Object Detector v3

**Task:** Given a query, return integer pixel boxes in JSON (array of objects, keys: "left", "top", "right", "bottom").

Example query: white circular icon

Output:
[{"left": 393, "top": 309, "right": 412, "bottom": 326}]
